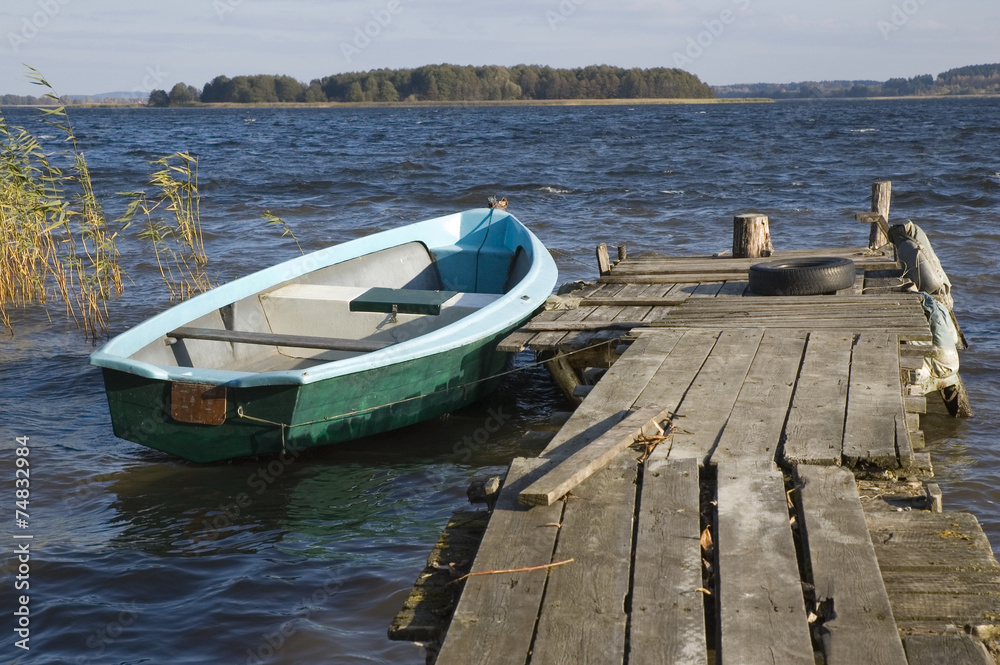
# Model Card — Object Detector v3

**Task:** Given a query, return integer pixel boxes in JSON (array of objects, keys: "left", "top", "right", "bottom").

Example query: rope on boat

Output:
[{"left": 234, "top": 339, "right": 622, "bottom": 434}]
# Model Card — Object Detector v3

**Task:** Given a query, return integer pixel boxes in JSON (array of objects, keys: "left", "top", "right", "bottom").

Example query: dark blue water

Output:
[{"left": 1, "top": 99, "right": 999, "bottom": 663}]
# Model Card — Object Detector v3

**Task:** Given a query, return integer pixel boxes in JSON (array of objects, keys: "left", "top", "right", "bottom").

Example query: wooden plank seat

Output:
[
  {"left": 349, "top": 286, "right": 459, "bottom": 316},
  {"left": 167, "top": 327, "right": 394, "bottom": 353}
]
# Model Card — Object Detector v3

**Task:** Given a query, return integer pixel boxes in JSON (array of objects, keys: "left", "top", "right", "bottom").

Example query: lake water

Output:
[{"left": 1, "top": 98, "right": 999, "bottom": 664}]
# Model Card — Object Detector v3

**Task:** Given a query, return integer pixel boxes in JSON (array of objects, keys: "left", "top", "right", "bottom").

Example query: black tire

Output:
[{"left": 748, "top": 257, "right": 856, "bottom": 296}]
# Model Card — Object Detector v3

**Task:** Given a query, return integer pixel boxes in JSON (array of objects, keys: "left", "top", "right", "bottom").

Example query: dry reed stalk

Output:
[
  {"left": 120, "top": 151, "right": 212, "bottom": 299},
  {"left": 0, "top": 68, "right": 124, "bottom": 338}
]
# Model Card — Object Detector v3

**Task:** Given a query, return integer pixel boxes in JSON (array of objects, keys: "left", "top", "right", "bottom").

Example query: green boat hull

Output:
[{"left": 102, "top": 329, "right": 514, "bottom": 463}]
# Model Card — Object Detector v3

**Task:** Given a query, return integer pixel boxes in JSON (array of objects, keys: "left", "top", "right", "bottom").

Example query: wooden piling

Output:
[
  {"left": 596, "top": 242, "right": 612, "bottom": 276},
  {"left": 870, "top": 181, "right": 892, "bottom": 249},
  {"left": 732, "top": 214, "right": 773, "bottom": 258}
]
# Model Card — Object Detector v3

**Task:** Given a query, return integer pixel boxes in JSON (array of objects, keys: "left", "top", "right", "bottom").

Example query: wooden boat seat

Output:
[
  {"left": 167, "top": 327, "right": 393, "bottom": 353},
  {"left": 263, "top": 283, "right": 503, "bottom": 314},
  {"left": 349, "top": 287, "right": 459, "bottom": 316}
]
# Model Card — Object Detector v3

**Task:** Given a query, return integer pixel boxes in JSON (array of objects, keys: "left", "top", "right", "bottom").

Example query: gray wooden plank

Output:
[
  {"left": 836, "top": 268, "right": 866, "bottom": 296},
  {"left": 716, "top": 460, "right": 814, "bottom": 665},
  {"left": 518, "top": 402, "right": 671, "bottom": 506},
  {"left": 903, "top": 635, "right": 994, "bottom": 665},
  {"left": 579, "top": 296, "right": 688, "bottom": 307},
  {"left": 895, "top": 412, "right": 916, "bottom": 469},
  {"left": 664, "top": 297, "right": 921, "bottom": 311},
  {"left": 612, "top": 284, "right": 666, "bottom": 321},
  {"left": 634, "top": 330, "right": 721, "bottom": 411},
  {"left": 435, "top": 457, "right": 565, "bottom": 665},
  {"left": 630, "top": 456, "right": 706, "bottom": 665},
  {"left": 601, "top": 272, "right": 751, "bottom": 284},
  {"left": 843, "top": 333, "right": 903, "bottom": 469},
  {"left": 559, "top": 283, "right": 627, "bottom": 348},
  {"left": 528, "top": 305, "right": 601, "bottom": 350},
  {"left": 887, "top": 592, "right": 1000, "bottom": 623},
  {"left": 516, "top": 320, "right": 646, "bottom": 332},
  {"left": 795, "top": 465, "right": 907, "bottom": 665},
  {"left": 169, "top": 326, "right": 392, "bottom": 352},
  {"left": 712, "top": 329, "right": 807, "bottom": 464},
  {"left": 690, "top": 282, "right": 725, "bottom": 297},
  {"left": 866, "top": 511, "right": 999, "bottom": 571},
  {"left": 540, "top": 333, "right": 682, "bottom": 460},
  {"left": 667, "top": 329, "right": 764, "bottom": 463},
  {"left": 716, "top": 280, "right": 749, "bottom": 296},
  {"left": 881, "top": 569, "right": 1000, "bottom": 592},
  {"left": 783, "top": 332, "right": 854, "bottom": 466},
  {"left": 529, "top": 454, "right": 637, "bottom": 665}
]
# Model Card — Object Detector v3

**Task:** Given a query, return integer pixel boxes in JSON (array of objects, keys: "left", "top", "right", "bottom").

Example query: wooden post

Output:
[
  {"left": 617, "top": 243, "right": 627, "bottom": 262},
  {"left": 596, "top": 243, "right": 611, "bottom": 276},
  {"left": 870, "top": 181, "right": 891, "bottom": 249},
  {"left": 732, "top": 214, "right": 773, "bottom": 258}
]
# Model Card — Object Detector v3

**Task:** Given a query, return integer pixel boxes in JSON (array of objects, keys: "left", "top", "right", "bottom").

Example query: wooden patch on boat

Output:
[{"left": 170, "top": 382, "right": 227, "bottom": 426}]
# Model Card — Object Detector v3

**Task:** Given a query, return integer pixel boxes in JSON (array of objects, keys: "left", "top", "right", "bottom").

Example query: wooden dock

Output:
[{"left": 392, "top": 216, "right": 999, "bottom": 663}]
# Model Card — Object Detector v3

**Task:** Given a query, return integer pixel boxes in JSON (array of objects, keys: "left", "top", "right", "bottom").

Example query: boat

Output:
[{"left": 90, "top": 208, "right": 558, "bottom": 463}]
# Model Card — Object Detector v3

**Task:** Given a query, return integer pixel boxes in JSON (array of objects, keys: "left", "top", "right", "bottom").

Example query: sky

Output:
[{"left": 1, "top": 0, "right": 997, "bottom": 96}]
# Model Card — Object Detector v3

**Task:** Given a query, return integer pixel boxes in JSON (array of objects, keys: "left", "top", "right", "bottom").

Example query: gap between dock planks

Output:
[{"left": 795, "top": 465, "right": 908, "bottom": 665}]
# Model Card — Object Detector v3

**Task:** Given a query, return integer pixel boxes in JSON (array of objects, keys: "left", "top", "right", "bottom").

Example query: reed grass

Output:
[
  {"left": 119, "top": 152, "right": 212, "bottom": 300},
  {"left": 0, "top": 68, "right": 123, "bottom": 339},
  {"left": 262, "top": 210, "right": 303, "bottom": 254}
]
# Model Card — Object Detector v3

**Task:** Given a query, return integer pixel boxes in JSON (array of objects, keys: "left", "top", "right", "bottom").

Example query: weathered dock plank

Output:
[
  {"left": 843, "top": 333, "right": 903, "bottom": 469},
  {"left": 518, "top": 402, "right": 670, "bottom": 506},
  {"left": 630, "top": 456, "right": 706, "bottom": 665},
  {"left": 903, "top": 635, "right": 994, "bottom": 665},
  {"left": 866, "top": 510, "right": 1000, "bottom": 637},
  {"left": 529, "top": 454, "right": 637, "bottom": 665},
  {"left": 716, "top": 460, "right": 814, "bottom": 665},
  {"left": 795, "top": 465, "right": 907, "bottom": 665},
  {"left": 711, "top": 329, "right": 806, "bottom": 464},
  {"left": 434, "top": 458, "right": 563, "bottom": 665},
  {"left": 783, "top": 332, "right": 854, "bottom": 466},
  {"left": 667, "top": 329, "right": 764, "bottom": 463},
  {"left": 633, "top": 330, "right": 720, "bottom": 411},
  {"left": 540, "top": 333, "right": 681, "bottom": 461}
]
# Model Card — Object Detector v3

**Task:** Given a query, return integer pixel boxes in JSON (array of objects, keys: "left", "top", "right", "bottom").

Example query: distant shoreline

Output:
[
  {"left": 4, "top": 97, "right": 773, "bottom": 109},
  {"left": 6, "top": 93, "right": 1000, "bottom": 110}
]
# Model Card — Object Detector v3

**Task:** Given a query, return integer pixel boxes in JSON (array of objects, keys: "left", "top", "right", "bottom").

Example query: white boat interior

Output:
[{"left": 130, "top": 241, "right": 528, "bottom": 374}]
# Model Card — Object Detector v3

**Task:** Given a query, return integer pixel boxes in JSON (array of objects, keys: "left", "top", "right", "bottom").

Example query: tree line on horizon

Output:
[
  {"left": 714, "top": 63, "right": 1000, "bottom": 99},
  {"left": 2, "top": 63, "right": 997, "bottom": 108},
  {"left": 143, "top": 64, "right": 714, "bottom": 106}
]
